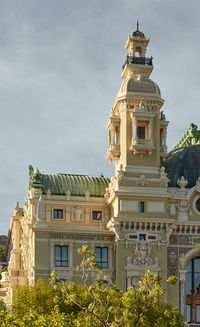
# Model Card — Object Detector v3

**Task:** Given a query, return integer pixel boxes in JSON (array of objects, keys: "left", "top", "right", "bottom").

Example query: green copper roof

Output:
[
  {"left": 173, "top": 123, "right": 200, "bottom": 149},
  {"left": 29, "top": 166, "right": 110, "bottom": 197},
  {"left": 163, "top": 145, "right": 200, "bottom": 188},
  {"left": 132, "top": 21, "right": 145, "bottom": 38}
]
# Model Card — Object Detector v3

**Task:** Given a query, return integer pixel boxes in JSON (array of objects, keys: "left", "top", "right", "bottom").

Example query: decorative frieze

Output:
[
  {"left": 119, "top": 221, "right": 169, "bottom": 233},
  {"left": 169, "top": 233, "right": 200, "bottom": 246},
  {"left": 169, "top": 234, "right": 178, "bottom": 245},
  {"left": 50, "top": 233, "right": 114, "bottom": 242}
]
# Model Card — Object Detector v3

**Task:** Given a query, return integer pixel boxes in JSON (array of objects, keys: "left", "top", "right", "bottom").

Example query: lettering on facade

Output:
[{"left": 50, "top": 233, "right": 113, "bottom": 241}]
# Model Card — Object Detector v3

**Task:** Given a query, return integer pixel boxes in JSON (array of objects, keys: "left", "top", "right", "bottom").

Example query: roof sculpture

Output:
[{"left": 173, "top": 123, "right": 200, "bottom": 149}]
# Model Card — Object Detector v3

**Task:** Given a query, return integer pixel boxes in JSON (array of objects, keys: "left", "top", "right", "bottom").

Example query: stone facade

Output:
[{"left": 4, "top": 23, "right": 200, "bottom": 323}]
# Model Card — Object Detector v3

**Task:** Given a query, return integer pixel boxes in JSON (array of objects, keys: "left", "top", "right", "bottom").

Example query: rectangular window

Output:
[
  {"left": 140, "top": 202, "right": 145, "bottom": 213},
  {"left": 95, "top": 247, "right": 108, "bottom": 268},
  {"left": 92, "top": 211, "right": 102, "bottom": 220},
  {"left": 186, "top": 304, "right": 191, "bottom": 322},
  {"left": 139, "top": 234, "right": 146, "bottom": 241},
  {"left": 197, "top": 305, "right": 200, "bottom": 323},
  {"left": 148, "top": 235, "right": 156, "bottom": 240},
  {"left": 54, "top": 209, "right": 63, "bottom": 219},
  {"left": 129, "top": 235, "right": 137, "bottom": 239},
  {"left": 55, "top": 245, "right": 68, "bottom": 267},
  {"left": 137, "top": 126, "right": 145, "bottom": 139}
]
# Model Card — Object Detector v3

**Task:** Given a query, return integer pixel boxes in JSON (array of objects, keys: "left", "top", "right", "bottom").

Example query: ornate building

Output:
[{"left": 3, "top": 23, "right": 200, "bottom": 324}]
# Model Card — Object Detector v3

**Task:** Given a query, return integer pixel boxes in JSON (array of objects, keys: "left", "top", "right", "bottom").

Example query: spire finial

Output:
[{"left": 136, "top": 20, "right": 139, "bottom": 31}]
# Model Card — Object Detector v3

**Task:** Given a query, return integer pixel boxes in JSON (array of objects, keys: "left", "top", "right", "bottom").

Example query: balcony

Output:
[
  {"left": 106, "top": 144, "right": 120, "bottom": 162},
  {"left": 130, "top": 138, "right": 155, "bottom": 156},
  {"left": 123, "top": 55, "right": 153, "bottom": 69}
]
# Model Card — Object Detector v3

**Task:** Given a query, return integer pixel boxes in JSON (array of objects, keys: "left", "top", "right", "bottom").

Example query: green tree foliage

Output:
[
  {"left": 0, "top": 245, "right": 186, "bottom": 327},
  {"left": 12, "top": 278, "right": 56, "bottom": 315},
  {"left": 50, "top": 245, "right": 185, "bottom": 327},
  {"left": 0, "top": 235, "right": 7, "bottom": 246},
  {"left": 0, "top": 235, "right": 8, "bottom": 264}
]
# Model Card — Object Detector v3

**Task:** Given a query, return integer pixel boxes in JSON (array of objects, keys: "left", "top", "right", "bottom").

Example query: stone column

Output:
[
  {"left": 149, "top": 118, "right": 153, "bottom": 144},
  {"left": 127, "top": 275, "right": 132, "bottom": 288},
  {"left": 130, "top": 116, "right": 137, "bottom": 145},
  {"left": 69, "top": 243, "right": 73, "bottom": 268},
  {"left": 50, "top": 241, "right": 54, "bottom": 271},
  {"left": 179, "top": 270, "right": 187, "bottom": 318},
  {"left": 110, "top": 123, "right": 115, "bottom": 147}
]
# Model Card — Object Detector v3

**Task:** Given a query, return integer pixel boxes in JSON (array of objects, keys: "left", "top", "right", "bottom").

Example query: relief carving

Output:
[
  {"left": 72, "top": 206, "right": 82, "bottom": 222},
  {"left": 136, "top": 175, "right": 148, "bottom": 187},
  {"left": 127, "top": 241, "right": 159, "bottom": 268}
]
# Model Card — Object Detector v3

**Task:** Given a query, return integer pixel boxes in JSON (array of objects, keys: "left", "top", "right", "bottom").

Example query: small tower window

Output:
[
  {"left": 92, "top": 211, "right": 102, "bottom": 220},
  {"left": 137, "top": 126, "right": 145, "bottom": 139},
  {"left": 140, "top": 202, "right": 145, "bottom": 213},
  {"left": 139, "top": 234, "right": 146, "bottom": 241},
  {"left": 135, "top": 46, "right": 142, "bottom": 57}
]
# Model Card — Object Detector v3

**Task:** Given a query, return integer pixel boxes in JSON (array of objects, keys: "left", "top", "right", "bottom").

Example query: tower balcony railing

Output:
[
  {"left": 123, "top": 56, "right": 153, "bottom": 69},
  {"left": 134, "top": 138, "right": 153, "bottom": 146}
]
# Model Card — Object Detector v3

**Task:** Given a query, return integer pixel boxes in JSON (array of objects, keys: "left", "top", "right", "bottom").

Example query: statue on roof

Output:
[{"left": 28, "top": 165, "right": 43, "bottom": 189}]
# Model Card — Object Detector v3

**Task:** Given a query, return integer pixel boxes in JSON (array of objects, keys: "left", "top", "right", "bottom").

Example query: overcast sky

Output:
[{"left": 1, "top": 0, "right": 200, "bottom": 234}]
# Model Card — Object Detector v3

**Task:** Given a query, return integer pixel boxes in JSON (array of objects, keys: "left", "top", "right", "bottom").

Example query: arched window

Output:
[
  {"left": 134, "top": 46, "right": 142, "bottom": 57},
  {"left": 186, "top": 257, "right": 200, "bottom": 323}
]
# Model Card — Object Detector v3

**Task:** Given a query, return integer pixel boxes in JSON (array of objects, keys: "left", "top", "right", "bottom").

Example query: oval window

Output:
[{"left": 196, "top": 198, "right": 200, "bottom": 212}]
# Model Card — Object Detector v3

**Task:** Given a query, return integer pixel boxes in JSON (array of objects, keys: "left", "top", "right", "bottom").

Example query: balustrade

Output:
[{"left": 123, "top": 55, "right": 153, "bottom": 68}]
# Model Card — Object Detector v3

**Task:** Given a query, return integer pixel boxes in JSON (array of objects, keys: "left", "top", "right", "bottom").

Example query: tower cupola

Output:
[{"left": 122, "top": 21, "right": 153, "bottom": 79}]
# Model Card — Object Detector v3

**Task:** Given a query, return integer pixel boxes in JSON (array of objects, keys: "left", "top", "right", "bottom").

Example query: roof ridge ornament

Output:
[
  {"left": 173, "top": 122, "right": 200, "bottom": 149},
  {"left": 177, "top": 176, "right": 188, "bottom": 194},
  {"left": 132, "top": 21, "right": 145, "bottom": 38},
  {"left": 136, "top": 20, "right": 139, "bottom": 31}
]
